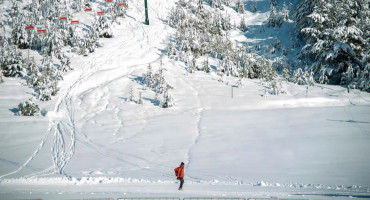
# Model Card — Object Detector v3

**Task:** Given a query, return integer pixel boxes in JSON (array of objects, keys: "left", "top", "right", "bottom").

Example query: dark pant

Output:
[{"left": 178, "top": 177, "right": 184, "bottom": 189}]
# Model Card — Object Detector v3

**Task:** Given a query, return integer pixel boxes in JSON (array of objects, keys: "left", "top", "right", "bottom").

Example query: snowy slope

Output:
[{"left": 1, "top": 0, "right": 370, "bottom": 199}]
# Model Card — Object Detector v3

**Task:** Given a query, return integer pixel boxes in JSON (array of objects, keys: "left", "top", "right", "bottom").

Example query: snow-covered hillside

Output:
[{"left": 0, "top": 0, "right": 370, "bottom": 199}]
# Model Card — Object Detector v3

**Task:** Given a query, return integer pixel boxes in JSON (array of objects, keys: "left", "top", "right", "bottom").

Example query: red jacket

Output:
[{"left": 174, "top": 165, "right": 184, "bottom": 178}]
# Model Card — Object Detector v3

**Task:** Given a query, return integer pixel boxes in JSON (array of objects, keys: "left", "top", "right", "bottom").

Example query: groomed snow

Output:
[{"left": 0, "top": 0, "right": 370, "bottom": 199}]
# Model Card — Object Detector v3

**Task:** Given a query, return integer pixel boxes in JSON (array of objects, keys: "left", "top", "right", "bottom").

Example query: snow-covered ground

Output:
[{"left": 1, "top": 0, "right": 370, "bottom": 199}]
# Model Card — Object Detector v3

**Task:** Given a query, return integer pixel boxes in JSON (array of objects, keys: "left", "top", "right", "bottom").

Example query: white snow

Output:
[{"left": 0, "top": 0, "right": 370, "bottom": 199}]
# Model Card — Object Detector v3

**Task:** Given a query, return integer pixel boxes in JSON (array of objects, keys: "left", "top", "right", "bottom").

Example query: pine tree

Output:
[
  {"left": 239, "top": 17, "right": 248, "bottom": 32},
  {"left": 267, "top": 4, "right": 283, "bottom": 28},
  {"left": 143, "top": 64, "right": 154, "bottom": 88},
  {"left": 318, "top": 68, "right": 329, "bottom": 84},
  {"left": 282, "top": 61, "right": 291, "bottom": 80},
  {"left": 167, "top": 41, "right": 177, "bottom": 58},
  {"left": 236, "top": 0, "right": 245, "bottom": 14},
  {"left": 203, "top": 58, "right": 211, "bottom": 73},
  {"left": 197, "top": 0, "right": 204, "bottom": 14},
  {"left": 282, "top": 2, "right": 289, "bottom": 21},
  {"left": 160, "top": 88, "right": 174, "bottom": 108},
  {"left": 188, "top": 57, "right": 196, "bottom": 73},
  {"left": 297, "top": 0, "right": 368, "bottom": 87},
  {"left": 251, "top": 0, "right": 257, "bottom": 13},
  {"left": 138, "top": 91, "right": 143, "bottom": 104},
  {"left": 0, "top": 69, "right": 4, "bottom": 84},
  {"left": 292, "top": 68, "right": 306, "bottom": 85},
  {"left": 1, "top": 46, "right": 26, "bottom": 77},
  {"left": 270, "top": 0, "right": 278, "bottom": 7},
  {"left": 94, "top": 15, "right": 113, "bottom": 38},
  {"left": 129, "top": 87, "right": 135, "bottom": 102}
]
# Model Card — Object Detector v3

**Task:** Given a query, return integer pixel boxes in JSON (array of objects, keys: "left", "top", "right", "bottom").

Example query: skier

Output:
[{"left": 174, "top": 162, "right": 185, "bottom": 190}]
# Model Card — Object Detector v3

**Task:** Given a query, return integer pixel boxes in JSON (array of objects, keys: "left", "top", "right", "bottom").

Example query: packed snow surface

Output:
[{"left": 0, "top": 0, "right": 370, "bottom": 199}]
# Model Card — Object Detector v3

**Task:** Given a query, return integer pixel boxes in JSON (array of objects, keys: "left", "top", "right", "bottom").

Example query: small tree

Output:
[
  {"left": 129, "top": 87, "right": 135, "bottom": 102},
  {"left": 292, "top": 68, "right": 306, "bottom": 85},
  {"left": 0, "top": 69, "right": 4, "bottom": 83},
  {"left": 203, "top": 58, "right": 211, "bottom": 73},
  {"left": 236, "top": 0, "right": 245, "bottom": 14},
  {"left": 270, "top": 0, "right": 278, "bottom": 7},
  {"left": 188, "top": 57, "right": 196, "bottom": 73},
  {"left": 138, "top": 91, "right": 143, "bottom": 104},
  {"left": 143, "top": 64, "right": 154, "bottom": 88},
  {"left": 251, "top": 0, "right": 257, "bottom": 13},
  {"left": 282, "top": 2, "right": 289, "bottom": 21},
  {"left": 239, "top": 17, "right": 248, "bottom": 32},
  {"left": 94, "top": 15, "right": 113, "bottom": 38},
  {"left": 267, "top": 4, "right": 283, "bottom": 28},
  {"left": 160, "top": 88, "right": 174, "bottom": 108},
  {"left": 318, "top": 68, "right": 329, "bottom": 84},
  {"left": 18, "top": 99, "right": 40, "bottom": 116}
]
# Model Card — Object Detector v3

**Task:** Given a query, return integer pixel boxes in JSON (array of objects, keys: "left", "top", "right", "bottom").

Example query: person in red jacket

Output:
[{"left": 174, "top": 162, "right": 185, "bottom": 190}]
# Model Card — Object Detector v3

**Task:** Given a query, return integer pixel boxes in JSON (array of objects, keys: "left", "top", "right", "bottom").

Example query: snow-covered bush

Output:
[{"left": 18, "top": 99, "right": 40, "bottom": 116}]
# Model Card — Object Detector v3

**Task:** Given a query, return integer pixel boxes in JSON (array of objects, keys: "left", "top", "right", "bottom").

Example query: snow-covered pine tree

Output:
[
  {"left": 267, "top": 4, "right": 283, "bottom": 28},
  {"left": 160, "top": 88, "right": 174, "bottom": 108},
  {"left": 251, "top": 0, "right": 257, "bottom": 13},
  {"left": 188, "top": 57, "right": 196, "bottom": 73},
  {"left": 94, "top": 15, "right": 113, "bottom": 38},
  {"left": 260, "top": 56, "right": 277, "bottom": 82},
  {"left": 297, "top": 0, "right": 368, "bottom": 88},
  {"left": 282, "top": 2, "right": 289, "bottom": 21},
  {"left": 60, "top": 56, "right": 72, "bottom": 72},
  {"left": 340, "top": 64, "right": 355, "bottom": 86},
  {"left": 292, "top": 68, "right": 306, "bottom": 85},
  {"left": 270, "top": 79, "right": 284, "bottom": 95},
  {"left": 138, "top": 91, "right": 143, "bottom": 104},
  {"left": 304, "top": 69, "right": 315, "bottom": 86},
  {"left": 318, "top": 68, "right": 329, "bottom": 84},
  {"left": 28, "top": 57, "right": 60, "bottom": 101},
  {"left": 129, "top": 87, "right": 135, "bottom": 102},
  {"left": 236, "top": 0, "right": 245, "bottom": 14},
  {"left": 239, "top": 17, "right": 248, "bottom": 32},
  {"left": 18, "top": 99, "right": 40, "bottom": 116},
  {"left": 0, "top": 69, "right": 4, "bottom": 83},
  {"left": 197, "top": 0, "right": 204, "bottom": 14},
  {"left": 281, "top": 59, "right": 290, "bottom": 78},
  {"left": 1, "top": 46, "right": 26, "bottom": 77},
  {"left": 42, "top": 29, "right": 64, "bottom": 57},
  {"left": 143, "top": 64, "right": 154, "bottom": 88},
  {"left": 167, "top": 41, "right": 177, "bottom": 58},
  {"left": 203, "top": 57, "right": 211, "bottom": 73},
  {"left": 236, "top": 77, "right": 243, "bottom": 88},
  {"left": 270, "top": 0, "right": 278, "bottom": 7}
]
